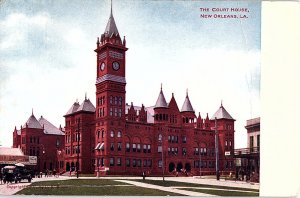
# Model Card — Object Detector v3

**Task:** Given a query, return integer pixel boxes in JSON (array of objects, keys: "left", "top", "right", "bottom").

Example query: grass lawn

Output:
[
  {"left": 132, "top": 179, "right": 259, "bottom": 196},
  {"left": 15, "top": 179, "right": 183, "bottom": 196}
]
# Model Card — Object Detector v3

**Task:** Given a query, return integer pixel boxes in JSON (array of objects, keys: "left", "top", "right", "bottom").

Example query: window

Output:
[
  {"left": 102, "top": 130, "right": 105, "bottom": 138},
  {"left": 97, "top": 130, "right": 100, "bottom": 139},
  {"left": 118, "top": 109, "right": 122, "bottom": 117},
  {"left": 118, "top": 97, "right": 122, "bottom": 106},
  {"left": 137, "top": 159, "right": 141, "bottom": 167},
  {"left": 110, "top": 143, "right": 114, "bottom": 151},
  {"left": 194, "top": 147, "right": 199, "bottom": 155},
  {"left": 147, "top": 144, "right": 151, "bottom": 153},
  {"left": 250, "top": 136, "right": 254, "bottom": 152},
  {"left": 143, "top": 145, "right": 147, "bottom": 153},
  {"left": 147, "top": 159, "right": 152, "bottom": 167},
  {"left": 158, "top": 146, "right": 162, "bottom": 153},
  {"left": 257, "top": 135, "right": 260, "bottom": 148},
  {"left": 133, "top": 159, "right": 136, "bottom": 167},
  {"left": 126, "top": 143, "right": 130, "bottom": 152},
  {"left": 117, "top": 131, "right": 122, "bottom": 137},
  {"left": 114, "top": 96, "right": 118, "bottom": 105},
  {"left": 110, "top": 158, "right": 114, "bottom": 166},
  {"left": 110, "top": 96, "right": 113, "bottom": 104},
  {"left": 132, "top": 144, "right": 136, "bottom": 152},
  {"left": 143, "top": 159, "right": 147, "bottom": 167},
  {"left": 182, "top": 147, "right": 187, "bottom": 156},
  {"left": 110, "top": 131, "right": 114, "bottom": 137},
  {"left": 117, "top": 142, "right": 122, "bottom": 151},
  {"left": 137, "top": 144, "right": 141, "bottom": 152},
  {"left": 114, "top": 108, "right": 118, "bottom": 116},
  {"left": 126, "top": 158, "right": 130, "bottom": 167},
  {"left": 110, "top": 107, "right": 113, "bottom": 116},
  {"left": 117, "top": 157, "right": 121, "bottom": 166},
  {"left": 158, "top": 160, "right": 162, "bottom": 168},
  {"left": 158, "top": 134, "right": 162, "bottom": 141},
  {"left": 182, "top": 136, "right": 187, "bottom": 143}
]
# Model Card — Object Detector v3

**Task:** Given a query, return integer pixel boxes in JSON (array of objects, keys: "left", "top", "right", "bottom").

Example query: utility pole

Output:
[
  {"left": 77, "top": 118, "right": 80, "bottom": 178},
  {"left": 161, "top": 135, "right": 165, "bottom": 182},
  {"left": 199, "top": 143, "right": 202, "bottom": 178},
  {"left": 215, "top": 117, "right": 219, "bottom": 180}
]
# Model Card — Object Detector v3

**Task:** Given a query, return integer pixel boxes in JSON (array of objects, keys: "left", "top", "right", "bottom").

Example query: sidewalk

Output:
[{"left": 115, "top": 179, "right": 215, "bottom": 196}]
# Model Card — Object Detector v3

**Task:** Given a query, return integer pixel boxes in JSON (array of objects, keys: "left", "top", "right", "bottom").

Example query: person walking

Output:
[{"left": 0, "top": 168, "right": 3, "bottom": 184}]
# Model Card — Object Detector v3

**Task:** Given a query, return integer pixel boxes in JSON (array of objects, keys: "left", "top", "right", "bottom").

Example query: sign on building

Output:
[{"left": 28, "top": 156, "right": 37, "bottom": 165}]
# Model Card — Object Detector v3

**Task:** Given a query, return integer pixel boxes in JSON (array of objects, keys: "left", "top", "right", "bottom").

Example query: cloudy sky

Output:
[{"left": 0, "top": 0, "right": 260, "bottom": 148}]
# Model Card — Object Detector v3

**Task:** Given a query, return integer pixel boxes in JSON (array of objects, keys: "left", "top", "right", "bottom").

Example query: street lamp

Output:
[
  {"left": 214, "top": 117, "right": 220, "bottom": 180},
  {"left": 159, "top": 134, "right": 165, "bottom": 182},
  {"left": 76, "top": 118, "right": 80, "bottom": 178},
  {"left": 198, "top": 143, "right": 202, "bottom": 178}
]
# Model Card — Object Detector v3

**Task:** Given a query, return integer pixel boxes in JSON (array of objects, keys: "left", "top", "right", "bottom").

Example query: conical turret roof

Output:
[
  {"left": 181, "top": 92, "right": 194, "bottom": 112},
  {"left": 154, "top": 86, "right": 168, "bottom": 108},
  {"left": 23, "top": 112, "right": 43, "bottom": 129},
  {"left": 211, "top": 103, "right": 234, "bottom": 120}
]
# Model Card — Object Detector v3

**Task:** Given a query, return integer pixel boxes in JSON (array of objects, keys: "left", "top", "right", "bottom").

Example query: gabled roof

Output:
[
  {"left": 125, "top": 104, "right": 154, "bottom": 123},
  {"left": 104, "top": 7, "right": 119, "bottom": 37},
  {"left": 76, "top": 98, "right": 96, "bottom": 113},
  {"left": 211, "top": 104, "right": 234, "bottom": 120},
  {"left": 154, "top": 88, "right": 168, "bottom": 108},
  {"left": 168, "top": 93, "right": 180, "bottom": 112},
  {"left": 38, "top": 116, "right": 65, "bottom": 135},
  {"left": 0, "top": 147, "right": 24, "bottom": 156},
  {"left": 65, "top": 102, "right": 80, "bottom": 116},
  {"left": 181, "top": 93, "right": 194, "bottom": 112},
  {"left": 23, "top": 114, "right": 43, "bottom": 129}
]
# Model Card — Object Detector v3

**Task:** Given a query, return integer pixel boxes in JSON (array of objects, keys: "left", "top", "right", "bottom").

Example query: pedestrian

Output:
[
  {"left": 53, "top": 169, "right": 56, "bottom": 177},
  {"left": 142, "top": 171, "right": 145, "bottom": 180},
  {"left": 40, "top": 171, "right": 43, "bottom": 178},
  {"left": 0, "top": 168, "right": 3, "bottom": 185}
]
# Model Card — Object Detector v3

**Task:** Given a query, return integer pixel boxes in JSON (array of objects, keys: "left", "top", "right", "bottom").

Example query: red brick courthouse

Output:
[{"left": 13, "top": 5, "right": 236, "bottom": 176}]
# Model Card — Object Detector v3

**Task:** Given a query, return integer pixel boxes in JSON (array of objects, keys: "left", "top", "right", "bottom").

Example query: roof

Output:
[
  {"left": 38, "top": 116, "right": 65, "bottom": 135},
  {"left": 65, "top": 102, "right": 80, "bottom": 116},
  {"left": 181, "top": 94, "right": 194, "bottom": 112},
  {"left": 0, "top": 147, "right": 24, "bottom": 156},
  {"left": 154, "top": 88, "right": 168, "bottom": 108},
  {"left": 211, "top": 104, "right": 234, "bottom": 120},
  {"left": 104, "top": 8, "right": 119, "bottom": 37},
  {"left": 125, "top": 104, "right": 154, "bottom": 123},
  {"left": 23, "top": 114, "right": 43, "bottom": 129},
  {"left": 96, "top": 74, "right": 126, "bottom": 84},
  {"left": 76, "top": 98, "right": 96, "bottom": 113}
]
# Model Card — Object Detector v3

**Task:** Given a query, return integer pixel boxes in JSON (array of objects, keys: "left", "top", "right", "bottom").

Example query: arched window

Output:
[
  {"left": 158, "top": 134, "right": 162, "bottom": 141},
  {"left": 110, "top": 131, "right": 114, "bottom": 138},
  {"left": 117, "top": 131, "right": 122, "bottom": 138},
  {"left": 97, "top": 130, "right": 100, "bottom": 139},
  {"left": 118, "top": 97, "right": 122, "bottom": 106}
]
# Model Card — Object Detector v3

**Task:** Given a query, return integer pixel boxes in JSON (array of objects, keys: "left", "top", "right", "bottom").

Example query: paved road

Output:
[{"left": 0, "top": 175, "right": 259, "bottom": 196}]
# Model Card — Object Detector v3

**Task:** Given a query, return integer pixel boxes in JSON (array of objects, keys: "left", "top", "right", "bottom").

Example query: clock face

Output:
[
  {"left": 112, "top": 62, "right": 120, "bottom": 71},
  {"left": 100, "top": 62, "right": 105, "bottom": 71}
]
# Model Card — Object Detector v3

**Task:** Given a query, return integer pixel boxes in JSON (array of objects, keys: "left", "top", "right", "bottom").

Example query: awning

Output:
[
  {"left": 95, "top": 143, "right": 101, "bottom": 150},
  {"left": 95, "top": 142, "right": 104, "bottom": 150},
  {"left": 99, "top": 142, "right": 104, "bottom": 150}
]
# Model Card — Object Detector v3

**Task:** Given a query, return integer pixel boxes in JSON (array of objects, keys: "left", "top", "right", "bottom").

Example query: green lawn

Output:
[
  {"left": 182, "top": 188, "right": 258, "bottom": 196},
  {"left": 16, "top": 179, "right": 183, "bottom": 196}
]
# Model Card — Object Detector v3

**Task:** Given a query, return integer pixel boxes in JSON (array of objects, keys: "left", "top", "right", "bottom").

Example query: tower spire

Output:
[{"left": 110, "top": 0, "right": 113, "bottom": 17}]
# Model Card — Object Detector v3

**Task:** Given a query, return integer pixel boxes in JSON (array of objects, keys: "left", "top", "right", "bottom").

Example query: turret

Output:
[
  {"left": 154, "top": 85, "right": 169, "bottom": 124},
  {"left": 180, "top": 90, "right": 196, "bottom": 126}
]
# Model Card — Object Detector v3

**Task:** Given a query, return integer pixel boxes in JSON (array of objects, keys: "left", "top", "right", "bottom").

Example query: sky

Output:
[{"left": 0, "top": 0, "right": 260, "bottom": 148}]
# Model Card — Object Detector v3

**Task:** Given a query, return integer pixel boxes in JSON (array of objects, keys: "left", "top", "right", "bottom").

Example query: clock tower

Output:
[{"left": 94, "top": 3, "right": 128, "bottom": 174}]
